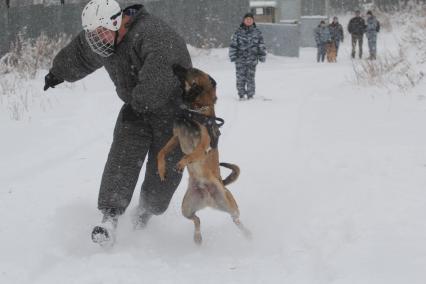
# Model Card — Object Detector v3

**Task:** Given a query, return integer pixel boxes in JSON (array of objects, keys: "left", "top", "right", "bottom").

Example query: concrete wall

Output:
[
  {"left": 300, "top": 16, "right": 328, "bottom": 47},
  {"left": 257, "top": 22, "right": 300, "bottom": 57},
  {"left": 301, "top": 0, "right": 327, "bottom": 16}
]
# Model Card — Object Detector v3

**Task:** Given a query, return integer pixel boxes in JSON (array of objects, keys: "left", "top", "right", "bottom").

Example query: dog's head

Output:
[{"left": 172, "top": 64, "right": 217, "bottom": 109}]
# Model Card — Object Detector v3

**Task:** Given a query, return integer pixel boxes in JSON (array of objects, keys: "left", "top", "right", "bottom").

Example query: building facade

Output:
[{"left": 250, "top": 0, "right": 328, "bottom": 23}]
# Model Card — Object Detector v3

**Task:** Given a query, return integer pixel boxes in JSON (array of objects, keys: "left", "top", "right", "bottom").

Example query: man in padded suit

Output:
[{"left": 43, "top": 0, "right": 192, "bottom": 246}]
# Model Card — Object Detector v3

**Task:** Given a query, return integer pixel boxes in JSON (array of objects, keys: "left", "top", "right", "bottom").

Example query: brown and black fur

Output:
[
  {"left": 157, "top": 65, "right": 250, "bottom": 244},
  {"left": 326, "top": 41, "right": 337, "bottom": 62}
]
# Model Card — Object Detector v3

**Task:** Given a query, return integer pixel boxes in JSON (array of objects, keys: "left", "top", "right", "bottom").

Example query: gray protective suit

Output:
[{"left": 49, "top": 5, "right": 192, "bottom": 217}]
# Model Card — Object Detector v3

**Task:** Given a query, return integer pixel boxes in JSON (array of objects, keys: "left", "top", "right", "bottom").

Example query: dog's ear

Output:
[
  {"left": 208, "top": 75, "right": 216, "bottom": 89},
  {"left": 172, "top": 64, "right": 188, "bottom": 81}
]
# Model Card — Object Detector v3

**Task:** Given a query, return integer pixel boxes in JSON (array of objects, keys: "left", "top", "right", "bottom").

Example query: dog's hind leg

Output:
[
  {"left": 182, "top": 181, "right": 207, "bottom": 245},
  {"left": 210, "top": 181, "right": 252, "bottom": 239},
  {"left": 189, "top": 213, "right": 202, "bottom": 245},
  {"left": 227, "top": 195, "right": 252, "bottom": 239}
]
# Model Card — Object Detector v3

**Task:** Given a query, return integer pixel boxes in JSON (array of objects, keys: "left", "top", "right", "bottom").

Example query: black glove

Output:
[
  {"left": 43, "top": 72, "right": 64, "bottom": 91},
  {"left": 121, "top": 103, "right": 143, "bottom": 122}
]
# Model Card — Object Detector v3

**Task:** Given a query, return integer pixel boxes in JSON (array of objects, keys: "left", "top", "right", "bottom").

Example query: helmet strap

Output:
[{"left": 113, "top": 30, "right": 119, "bottom": 50}]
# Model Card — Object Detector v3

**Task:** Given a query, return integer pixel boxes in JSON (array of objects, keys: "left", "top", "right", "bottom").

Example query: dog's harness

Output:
[{"left": 177, "top": 106, "right": 225, "bottom": 149}]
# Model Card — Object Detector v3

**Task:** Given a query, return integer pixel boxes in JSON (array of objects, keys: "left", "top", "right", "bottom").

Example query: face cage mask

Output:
[{"left": 85, "top": 27, "right": 117, "bottom": 57}]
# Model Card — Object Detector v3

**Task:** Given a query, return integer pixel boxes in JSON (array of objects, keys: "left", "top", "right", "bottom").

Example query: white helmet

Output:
[{"left": 81, "top": 0, "right": 122, "bottom": 57}]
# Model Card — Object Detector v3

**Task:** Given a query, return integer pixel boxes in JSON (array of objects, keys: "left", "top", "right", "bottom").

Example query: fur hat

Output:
[{"left": 243, "top": 12, "right": 254, "bottom": 20}]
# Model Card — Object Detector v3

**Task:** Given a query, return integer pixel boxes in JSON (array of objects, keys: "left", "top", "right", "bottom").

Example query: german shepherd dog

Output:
[
  {"left": 326, "top": 41, "right": 337, "bottom": 62},
  {"left": 157, "top": 64, "right": 250, "bottom": 245}
]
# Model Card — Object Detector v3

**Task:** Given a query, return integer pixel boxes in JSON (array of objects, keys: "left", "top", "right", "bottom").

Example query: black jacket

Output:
[{"left": 348, "top": 16, "right": 366, "bottom": 35}]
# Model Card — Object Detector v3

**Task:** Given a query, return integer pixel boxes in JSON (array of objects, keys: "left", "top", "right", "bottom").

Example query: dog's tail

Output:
[{"left": 220, "top": 162, "right": 240, "bottom": 186}]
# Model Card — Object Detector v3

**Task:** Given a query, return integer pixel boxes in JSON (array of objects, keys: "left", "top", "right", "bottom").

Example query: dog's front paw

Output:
[
  {"left": 158, "top": 169, "right": 166, "bottom": 181},
  {"left": 176, "top": 158, "right": 188, "bottom": 173}
]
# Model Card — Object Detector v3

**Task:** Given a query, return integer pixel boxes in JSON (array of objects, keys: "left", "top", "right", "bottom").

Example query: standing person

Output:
[
  {"left": 43, "top": 0, "right": 192, "bottom": 246},
  {"left": 229, "top": 13, "right": 267, "bottom": 100},
  {"left": 365, "top": 10, "right": 380, "bottom": 60},
  {"left": 314, "top": 20, "right": 331, "bottom": 63},
  {"left": 328, "top": 16, "right": 344, "bottom": 57},
  {"left": 348, "top": 10, "right": 366, "bottom": 59}
]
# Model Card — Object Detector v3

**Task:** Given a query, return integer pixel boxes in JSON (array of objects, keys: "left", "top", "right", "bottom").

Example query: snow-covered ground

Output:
[{"left": 2, "top": 31, "right": 426, "bottom": 284}]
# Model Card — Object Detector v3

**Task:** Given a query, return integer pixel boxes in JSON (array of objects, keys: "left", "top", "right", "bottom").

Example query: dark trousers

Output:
[
  {"left": 351, "top": 34, "right": 364, "bottom": 58},
  {"left": 335, "top": 40, "right": 341, "bottom": 56},
  {"left": 236, "top": 62, "right": 257, "bottom": 97},
  {"left": 367, "top": 34, "right": 377, "bottom": 59},
  {"left": 317, "top": 43, "right": 327, "bottom": 62},
  {"left": 98, "top": 104, "right": 183, "bottom": 217}
]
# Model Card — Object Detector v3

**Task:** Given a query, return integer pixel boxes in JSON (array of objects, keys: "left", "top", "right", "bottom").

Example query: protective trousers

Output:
[{"left": 98, "top": 104, "right": 183, "bottom": 216}]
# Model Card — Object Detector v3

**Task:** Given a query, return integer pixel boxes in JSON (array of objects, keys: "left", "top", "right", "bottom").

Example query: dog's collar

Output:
[
  {"left": 183, "top": 108, "right": 224, "bottom": 128},
  {"left": 194, "top": 106, "right": 211, "bottom": 113},
  {"left": 177, "top": 106, "right": 225, "bottom": 148},
  {"left": 186, "top": 105, "right": 211, "bottom": 114}
]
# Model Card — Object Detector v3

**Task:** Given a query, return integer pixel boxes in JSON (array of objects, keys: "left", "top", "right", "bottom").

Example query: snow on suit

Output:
[
  {"left": 49, "top": 5, "right": 192, "bottom": 217},
  {"left": 365, "top": 16, "right": 380, "bottom": 59},
  {"left": 229, "top": 23, "right": 266, "bottom": 98},
  {"left": 314, "top": 25, "right": 331, "bottom": 62}
]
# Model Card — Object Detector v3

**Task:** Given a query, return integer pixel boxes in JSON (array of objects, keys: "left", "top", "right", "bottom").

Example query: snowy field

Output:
[{"left": 1, "top": 31, "right": 426, "bottom": 284}]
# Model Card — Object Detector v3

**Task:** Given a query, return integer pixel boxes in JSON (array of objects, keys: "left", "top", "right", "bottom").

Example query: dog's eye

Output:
[{"left": 190, "top": 84, "right": 203, "bottom": 95}]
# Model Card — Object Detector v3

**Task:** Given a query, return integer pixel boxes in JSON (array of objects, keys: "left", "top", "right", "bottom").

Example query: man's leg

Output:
[
  {"left": 135, "top": 110, "right": 183, "bottom": 226},
  {"left": 321, "top": 43, "right": 326, "bottom": 62},
  {"left": 358, "top": 35, "right": 363, "bottom": 59},
  {"left": 246, "top": 63, "right": 257, "bottom": 98},
  {"left": 369, "top": 35, "right": 377, "bottom": 59},
  {"left": 236, "top": 63, "right": 248, "bottom": 99},
  {"left": 335, "top": 41, "right": 340, "bottom": 57},
  {"left": 317, "top": 45, "right": 321, "bottom": 62},
  {"left": 96, "top": 105, "right": 152, "bottom": 228},
  {"left": 351, "top": 35, "right": 357, "bottom": 58}
]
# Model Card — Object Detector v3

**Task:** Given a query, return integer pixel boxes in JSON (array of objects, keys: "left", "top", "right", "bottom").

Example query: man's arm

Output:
[
  {"left": 347, "top": 19, "right": 353, "bottom": 34},
  {"left": 228, "top": 32, "right": 239, "bottom": 62},
  {"left": 257, "top": 31, "right": 267, "bottom": 62},
  {"left": 49, "top": 31, "right": 103, "bottom": 84},
  {"left": 362, "top": 19, "right": 367, "bottom": 33},
  {"left": 314, "top": 29, "right": 320, "bottom": 45}
]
